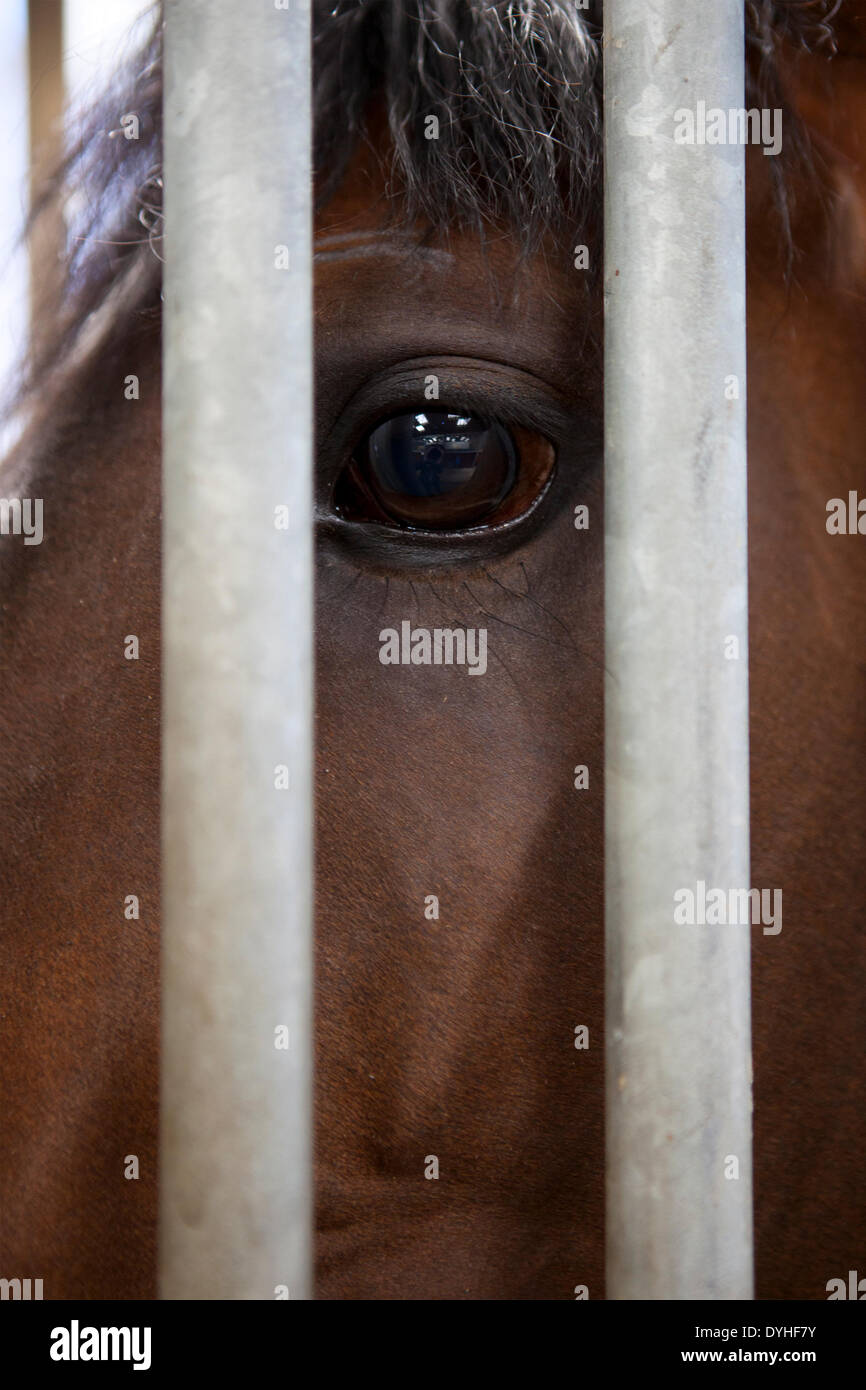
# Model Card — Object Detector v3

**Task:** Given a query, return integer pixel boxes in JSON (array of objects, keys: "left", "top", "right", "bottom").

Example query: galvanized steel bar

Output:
[
  {"left": 604, "top": 0, "right": 753, "bottom": 1298},
  {"left": 160, "top": 0, "right": 313, "bottom": 1298},
  {"left": 27, "top": 0, "right": 64, "bottom": 330}
]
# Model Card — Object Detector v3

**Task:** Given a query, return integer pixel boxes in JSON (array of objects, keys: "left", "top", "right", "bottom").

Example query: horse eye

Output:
[{"left": 334, "top": 410, "right": 554, "bottom": 531}]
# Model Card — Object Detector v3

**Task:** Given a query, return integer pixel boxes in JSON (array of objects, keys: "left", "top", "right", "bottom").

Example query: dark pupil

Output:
[{"left": 361, "top": 411, "right": 517, "bottom": 529}]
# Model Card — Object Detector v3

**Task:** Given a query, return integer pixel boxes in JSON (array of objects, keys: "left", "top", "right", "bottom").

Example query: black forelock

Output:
[{"left": 313, "top": 0, "right": 602, "bottom": 248}]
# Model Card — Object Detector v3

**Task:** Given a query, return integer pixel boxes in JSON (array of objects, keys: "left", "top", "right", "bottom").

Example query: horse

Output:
[{"left": 0, "top": 0, "right": 863, "bottom": 1300}]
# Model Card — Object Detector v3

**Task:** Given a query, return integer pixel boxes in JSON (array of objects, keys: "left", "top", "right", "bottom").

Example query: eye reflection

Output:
[{"left": 336, "top": 410, "right": 519, "bottom": 530}]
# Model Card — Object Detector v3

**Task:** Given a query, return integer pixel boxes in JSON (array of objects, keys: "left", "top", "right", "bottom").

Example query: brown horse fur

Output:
[{"left": 0, "top": 1, "right": 864, "bottom": 1299}]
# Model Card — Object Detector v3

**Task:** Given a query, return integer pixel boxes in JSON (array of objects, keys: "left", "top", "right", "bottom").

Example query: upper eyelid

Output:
[{"left": 320, "top": 356, "right": 575, "bottom": 460}]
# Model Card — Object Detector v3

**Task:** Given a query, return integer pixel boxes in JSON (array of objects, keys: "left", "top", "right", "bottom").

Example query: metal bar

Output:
[
  {"left": 603, "top": 0, "right": 753, "bottom": 1299},
  {"left": 160, "top": 0, "right": 313, "bottom": 1299},
  {"left": 27, "top": 0, "right": 65, "bottom": 330}
]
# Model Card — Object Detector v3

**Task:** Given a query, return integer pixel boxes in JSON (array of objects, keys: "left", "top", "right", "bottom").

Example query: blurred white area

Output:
[
  {"left": 0, "top": 0, "right": 154, "bottom": 442},
  {"left": 64, "top": 0, "right": 155, "bottom": 116}
]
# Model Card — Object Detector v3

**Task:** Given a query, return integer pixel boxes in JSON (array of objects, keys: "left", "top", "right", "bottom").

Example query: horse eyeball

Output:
[{"left": 336, "top": 410, "right": 519, "bottom": 530}]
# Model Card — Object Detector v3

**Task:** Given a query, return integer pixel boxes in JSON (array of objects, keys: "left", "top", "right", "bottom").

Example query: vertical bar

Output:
[
  {"left": 160, "top": 0, "right": 313, "bottom": 1299},
  {"left": 604, "top": 0, "right": 753, "bottom": 1298},
  {"left": 0, "top": 2, "right": 29, "bottom": 443},
  {"left": 27, "top": 0, "right": 64, "bottom": 327}
]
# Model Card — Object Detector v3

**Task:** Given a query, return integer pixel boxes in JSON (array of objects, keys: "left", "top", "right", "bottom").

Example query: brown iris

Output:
[{"left": 335, "top": 410, "right": 553, "bottom": 532}]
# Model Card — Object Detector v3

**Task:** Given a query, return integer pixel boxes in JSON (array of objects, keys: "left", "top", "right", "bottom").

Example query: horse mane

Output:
[{"left": 5, "top": 0, "right": 843, "bottom": 443}]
